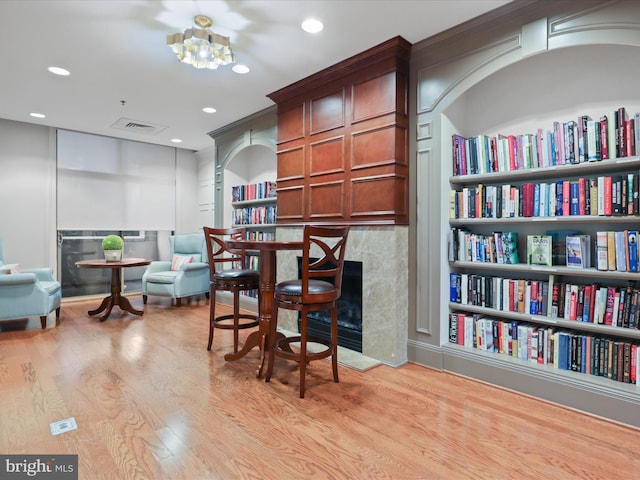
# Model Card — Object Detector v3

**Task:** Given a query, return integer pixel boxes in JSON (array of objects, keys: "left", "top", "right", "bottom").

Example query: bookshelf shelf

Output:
[
  {"left": 232, "top": 197, "right": 277, "bottom": 208},
  {"left": 450, "top": 156, "right": 640, "bottom": 185},
  {"left": 449, "top": 216, "right": 640, "bottom": 226},
  {"left": 449, "top": 303, "right": 640, "bottom": 341},
  {"left": 450, "top": 261, "right": 640, "bottom": 281},
  {"left": 441, "top": 343, "right": 640, "bottom": 399}
]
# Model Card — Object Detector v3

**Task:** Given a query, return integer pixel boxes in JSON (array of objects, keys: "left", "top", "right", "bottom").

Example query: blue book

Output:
[
  {"left": 558, "top": 332, "right": 570, "bottom": 370},
  {"left": 450, "top": 273, "right": 458, "bottom": 302},
  {"left": 555, "top": 180, "right": 564, "bottom": 216},
  {"left": 569, "top": 182, "right": 580, "bottom": 215},
  {"left": 628, "top": 230, "right": 638, "bottom": 272}
]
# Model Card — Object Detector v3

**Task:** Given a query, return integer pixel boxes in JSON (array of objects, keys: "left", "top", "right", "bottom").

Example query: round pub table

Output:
[
  {"left": 75, "top": 258, "right": 151, "bottom": 322},
  {"left": 224, "top": 239, "right": 303, "bottom": 377}
]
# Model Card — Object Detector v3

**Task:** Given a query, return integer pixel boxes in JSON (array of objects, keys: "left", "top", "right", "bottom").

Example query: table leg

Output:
[
  {"left": 117, "top": 295, "right": 144, "bottom": 316},
  {"left": 88, "top": 295, "right": 112, "bottom": 316}
]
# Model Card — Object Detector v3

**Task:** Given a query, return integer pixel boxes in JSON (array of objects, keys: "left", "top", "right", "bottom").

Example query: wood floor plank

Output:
[{"left": 0, "top": 296, "right": 639, "bottom": 479}]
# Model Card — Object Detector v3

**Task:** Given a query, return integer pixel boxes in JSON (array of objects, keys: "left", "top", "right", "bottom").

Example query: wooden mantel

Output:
[{"left": 267, "top": 36, "right": 411, "bottom": 225}]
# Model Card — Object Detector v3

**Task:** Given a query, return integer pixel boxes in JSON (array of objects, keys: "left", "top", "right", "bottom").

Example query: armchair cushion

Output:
[
  {"left": 171, "top": 255, "right": 193, "bottom": 271},
  {"left": 0, "top": 263, "right": 21, "bottom": 274}
]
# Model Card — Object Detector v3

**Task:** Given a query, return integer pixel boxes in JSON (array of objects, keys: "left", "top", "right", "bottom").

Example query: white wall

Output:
[
  {"left": 0, "top": 119, "right": 56, "bottom": 269},
  {"left": 175, "top": 147, "right": 202, "bottom": 234}
]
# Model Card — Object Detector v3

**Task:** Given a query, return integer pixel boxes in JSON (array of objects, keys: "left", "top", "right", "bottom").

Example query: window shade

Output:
[{"left": 57, "top": 130, "right": 176, "bottom": 230}]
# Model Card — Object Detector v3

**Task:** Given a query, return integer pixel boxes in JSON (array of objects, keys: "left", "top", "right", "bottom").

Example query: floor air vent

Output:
[{"left": 110, "top": 117, "right": 167, "bottom": 136}]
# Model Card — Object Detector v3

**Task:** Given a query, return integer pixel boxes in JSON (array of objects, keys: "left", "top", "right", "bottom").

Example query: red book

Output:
[
  {"left": 569, "top": 285, "right": 578, "bottom": 321},
  {"left": 600, "top": 116, "right": 609, "bottom": 160},
  {"left": 626, "top": 119, "right": 635, "bottom": 158},
  {"left": 578, "top": 177, "right": 586, "bottom": 215},
  {"left": 604, "top": 286, "right": 616, "bottom": 325},
  {"left": 583, "top": 285, "right": 593, "bottom": 323},
  {"left": 508, "top": 135, "right": 517, "bottom": 171},
  {"left": 522, "top": 183, "right": 535, "bottom": 217},
  {"left": 603, "top": 176, "right": 613, "bottom": 215},
  {"left": 631, "top": 344, "right": 637, "bottom": 384},
  {"left": 562, "top": 180, "right": 571, "bottom": 216}
]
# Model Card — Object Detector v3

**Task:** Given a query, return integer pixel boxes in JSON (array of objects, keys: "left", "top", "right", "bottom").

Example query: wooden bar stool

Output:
[
  {"left": 265, "top": 225, "right": 349, "bottom": 398},
  {"left": 203, "top": 227, "right": 260, "bottom": 353}
]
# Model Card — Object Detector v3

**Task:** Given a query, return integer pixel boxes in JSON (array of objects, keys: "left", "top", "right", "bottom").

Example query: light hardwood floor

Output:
[{"left": 1, "top": 295, "right": 640, "bottom": 479}]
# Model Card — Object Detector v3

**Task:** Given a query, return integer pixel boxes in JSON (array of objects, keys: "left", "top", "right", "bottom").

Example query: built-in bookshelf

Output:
[
  {"left": 447, "top": 107, "right": 640, "bottom": 400},
  {"left": 231, "top": 181, "right": 276, "bottom": 298},
  {"left": 231, "top": 180, "right": 277, "bottom": 239}
]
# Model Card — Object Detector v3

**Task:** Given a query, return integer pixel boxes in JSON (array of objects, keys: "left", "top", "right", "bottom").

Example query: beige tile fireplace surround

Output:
[{"left": 276, "top": 225, "right": 408, "bottom": 367}]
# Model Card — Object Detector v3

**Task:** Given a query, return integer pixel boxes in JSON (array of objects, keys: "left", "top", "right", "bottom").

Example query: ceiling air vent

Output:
[{"left": 110, "top": 117, "right": 167, "bottom": 136}]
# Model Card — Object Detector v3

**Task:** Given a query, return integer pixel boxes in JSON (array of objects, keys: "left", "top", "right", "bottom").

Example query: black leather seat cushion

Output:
[
  {"left": 276, "top": 279, "right": 335, "bottom": 296},
  {"left": 214, "top": 269, "right": 259, "bottom": 281}
]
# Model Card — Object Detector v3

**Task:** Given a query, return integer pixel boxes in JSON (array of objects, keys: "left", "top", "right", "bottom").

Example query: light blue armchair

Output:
[
  {"left": 0, "top": 240, "right": 62, "bottom": 329},
  {"left": 142, "top": 232, "right": 210, "bottom": 306}
]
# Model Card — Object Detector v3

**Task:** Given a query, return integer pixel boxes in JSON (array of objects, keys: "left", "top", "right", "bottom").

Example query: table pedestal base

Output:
[
  {"left": 88, "top": 293, "right": 144, "bottom": 322},
  {"left": 86, "top": 266, "right": 144, "bottom": 322}
]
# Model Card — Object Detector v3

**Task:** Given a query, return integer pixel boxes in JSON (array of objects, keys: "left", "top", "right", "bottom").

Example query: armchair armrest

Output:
[
  {"left": 20, "top": 268, "right": 55, "bottom": 282},
  {"left": 145, "top": 261, "right": 172, "bottom": 273},
  {"left": 0, "top": 272, "right": 37, "bottom": 286},
  {"left": 181, "top": 262, "right": 209, "bottom": 272}
]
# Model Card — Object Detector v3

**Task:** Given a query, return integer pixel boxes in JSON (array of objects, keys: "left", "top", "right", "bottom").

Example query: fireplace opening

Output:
[{"left": 296, "top": 258, "right": 363, "bottom": 352}]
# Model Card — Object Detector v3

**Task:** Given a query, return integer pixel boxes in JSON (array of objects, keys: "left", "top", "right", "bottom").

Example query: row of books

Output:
[
  {"left": 452, "top": 107, "right": 640, "bottom": 176},
  {"left": 595, "top": 230, "right": 639, "bottom": 272},
  {"left": 448, "top": 229, "right": 519, "bottom": 264},
  {"left": 451, "top": 227, "right": 640, "bottom": 271},
  {"left": 448, "top": 313, "right": 639, "bottom": 383},
  {"left": 231, "top": 205, "right": 277, "bottom": 226},
  {"left": 231, "top": 181, "right": 277, "bottom": 202},
  {"left": 551, "top": 281, "right": 640, "bottom": 328},
  {"left": 243, "top": 230, "right": 275, "bottom": 241},
  {"left": 450, "top": 271, "right": 640, "bottom": 329},
  {"left": 449, "top": 173, "right": 640, "bottom": 219},
  {"left": 450, "top": 273, "right": 548, "bottom": 315}
]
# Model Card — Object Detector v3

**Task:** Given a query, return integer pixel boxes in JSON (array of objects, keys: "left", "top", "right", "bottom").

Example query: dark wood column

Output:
[{"left": 268, "top": 36, "right": 411, "bottom": 225}]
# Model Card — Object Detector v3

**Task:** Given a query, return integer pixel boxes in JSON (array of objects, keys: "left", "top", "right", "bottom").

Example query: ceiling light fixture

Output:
[
  {"left": 48, "top": 66, "right": 70, "bottom": 76},
  {"left": 202, "top": 107, "right": 217, "bottom": 113},
  {"left": 232, "top": 64, "right": 250, "bottom": 74},
  {"left": 167, "top": 15, "right": 235, "bottom": 70},
  {"left": 301, "top": 18, "right": 324, "bottom": 34},
  {"left": 30, "top": 112, "right": 46, "bottom": 118}
]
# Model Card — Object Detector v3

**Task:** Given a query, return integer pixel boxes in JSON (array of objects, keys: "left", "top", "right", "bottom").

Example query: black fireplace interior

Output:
[{"left": 296, "top": 257, "right": 363, "bottom": 352}]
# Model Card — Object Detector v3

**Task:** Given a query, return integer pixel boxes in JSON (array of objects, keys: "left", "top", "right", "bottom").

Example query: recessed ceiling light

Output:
[
  {"left": 301, "top": 18, "right": 323, "bottom": 34},
  {"left": 171, "top": 138, "right": 182, "bottom": 143},
  {"left": 232, "top": 64, "right": 250, "bottom": 74},
  {"left": 48, "top": 66, "right": 70, "bottom": 76},
  {"left": 202, "top": 107, "right": 217, "bottom": 114},
  {"left": 30, "top": 112, "right": 46, "bottom": 118}
]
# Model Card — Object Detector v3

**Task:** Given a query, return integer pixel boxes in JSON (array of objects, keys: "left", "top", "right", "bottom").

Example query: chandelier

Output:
[{"left": 167, "top": 15, "right": 235, "bottom": 70}]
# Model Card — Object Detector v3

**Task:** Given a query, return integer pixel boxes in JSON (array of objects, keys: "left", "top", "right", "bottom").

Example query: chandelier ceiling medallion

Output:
[{"left": 167, "top": 15, "right": 235, "bottom": 70}]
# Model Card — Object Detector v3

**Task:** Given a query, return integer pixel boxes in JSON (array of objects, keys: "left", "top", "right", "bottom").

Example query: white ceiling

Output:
[{"left": 0, "top": 0, "right": 509, "bottom": 152}]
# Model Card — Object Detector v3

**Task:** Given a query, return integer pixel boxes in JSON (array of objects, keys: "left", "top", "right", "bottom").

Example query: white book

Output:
[
  {"left": 597, "top": 176, "right": 605, "bottom": 215},
  {"left": 612, "top": 292, "right": 621, "bottom": 327},
  {"left": 596, "top": 231, "right": 609, "bottom": 270},
  {"left": 615, "top": 230, "right": 627, "bottom": 271},
  {"left": 460, "top": 273, "right": 468, "bottom": 305}
]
